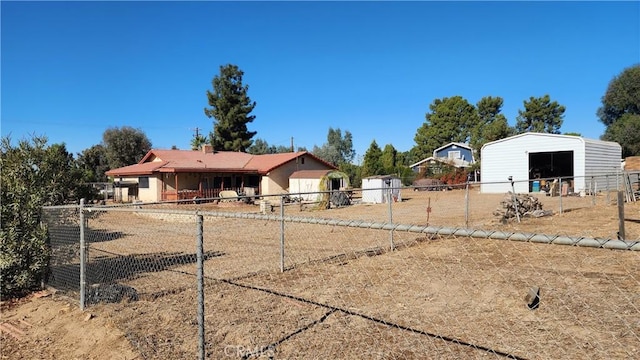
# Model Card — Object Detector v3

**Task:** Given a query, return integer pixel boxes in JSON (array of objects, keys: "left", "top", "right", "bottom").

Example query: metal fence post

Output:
[
  {"left": 388, "top": 187, "right": 394, "bottom": 251},
  {"left": 558, "top": 177, "right": 563, "bottom": 214},
  {"left": 591, "top": 176, "right": 596, "bottom": 205},
  {"left": 618, "top": 191, "right": 626, "bottom": 240},
  {"left": 196, "top": 214, "right": 205, "bottom": 360},
  {"left": 606, "top": 174, "right": 610, "bottom": 204},
  {"left": 79, "top": 198, "right": 86, "bottom": 311},
  {"left": 509, "top": 176, "right": 520, "bottom": 223},
  {"left": 464, "top": 178, "right": 470, "bottom": 228},
  {"left": 280, "top": 196, "right": 285, "bottom": 272}
]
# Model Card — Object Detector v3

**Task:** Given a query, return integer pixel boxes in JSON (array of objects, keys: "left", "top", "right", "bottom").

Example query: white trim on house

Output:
[
  {"left": 433, "top": 142, "right": 472, "bottom": 154},
  {"left": 409, "top": 157, "right": 436, "bottom": 169}
]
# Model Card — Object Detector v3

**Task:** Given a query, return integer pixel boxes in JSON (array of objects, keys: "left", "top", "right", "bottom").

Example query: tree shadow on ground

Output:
[
  {"left": 47, "top": 250, "right": 224, "bottom": 292},
  {"left": 86, "top": 229, "right": 127, "bottom": 243}
]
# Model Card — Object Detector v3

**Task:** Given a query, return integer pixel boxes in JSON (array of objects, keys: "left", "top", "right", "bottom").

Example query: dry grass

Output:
[{"left": 31, "top": 190, "right": 640, "bottom": 359}]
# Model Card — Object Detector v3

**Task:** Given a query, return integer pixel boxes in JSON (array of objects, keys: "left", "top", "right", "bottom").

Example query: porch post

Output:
[{"left": 175, "top": 174, "right": 179, "bottom": 201}]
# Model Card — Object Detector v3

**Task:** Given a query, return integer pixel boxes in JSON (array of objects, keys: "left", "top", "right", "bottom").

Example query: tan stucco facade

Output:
[
  {"left": 138, "top": 175, "right": 161, "bottom": 202},
  {"left": 261, "top": 155, "right": 331, "bottom": 201}
]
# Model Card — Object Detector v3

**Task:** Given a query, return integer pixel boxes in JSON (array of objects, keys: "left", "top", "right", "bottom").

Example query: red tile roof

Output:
[
  {"left": 105, "top": 160, "right": 168, "bottom": 176},
  {"left": 245, "top": 152, "right": 305, "bottom": 173},
  {"left": 105, "top": 149, "right": 336, "bottom": 177}
]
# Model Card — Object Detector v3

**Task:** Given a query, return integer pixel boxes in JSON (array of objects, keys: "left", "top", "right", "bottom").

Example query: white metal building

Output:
[
  {"left": 480, "top": 133, "right": 622, "bottom": 194},
  {"left": 361, "top": 175, "right": 402, "bottom": 204}
]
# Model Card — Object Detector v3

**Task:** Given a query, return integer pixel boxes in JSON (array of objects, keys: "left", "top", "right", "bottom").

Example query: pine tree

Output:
[
  {"left": 204, "top": 64, "right": 257, "bottom": 152},
  {"left": 361, "top": 140, "right": 384, "bottom": 177}
]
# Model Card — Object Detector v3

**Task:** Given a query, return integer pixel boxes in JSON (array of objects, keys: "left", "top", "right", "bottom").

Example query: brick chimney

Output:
[{"left": 202, "top": 144, "right": 214, "bottom": 154}]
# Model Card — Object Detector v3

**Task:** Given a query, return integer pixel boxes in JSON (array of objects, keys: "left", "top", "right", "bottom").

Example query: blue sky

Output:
[{"left": 2, "top": 1, "right": 639, "bottom": 164}]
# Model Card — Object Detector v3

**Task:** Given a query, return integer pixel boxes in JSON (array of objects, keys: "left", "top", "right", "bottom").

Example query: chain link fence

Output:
[{"left": 42, "top": 177, "right": 640, "bottom": 359}]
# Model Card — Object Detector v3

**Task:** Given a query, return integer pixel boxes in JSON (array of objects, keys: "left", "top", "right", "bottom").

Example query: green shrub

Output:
[{"left": 1, "top": 136, "right": 82, "bottom": 298}]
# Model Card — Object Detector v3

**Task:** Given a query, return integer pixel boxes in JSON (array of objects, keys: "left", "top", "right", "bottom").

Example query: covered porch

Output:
[{"left": 160, "top": 171, "right": 261, "bottom": 202}]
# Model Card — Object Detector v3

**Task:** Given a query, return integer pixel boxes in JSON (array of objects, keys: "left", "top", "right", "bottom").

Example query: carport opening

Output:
[{"left": 528, "top": 151, "right": 574, "bottom": 191}]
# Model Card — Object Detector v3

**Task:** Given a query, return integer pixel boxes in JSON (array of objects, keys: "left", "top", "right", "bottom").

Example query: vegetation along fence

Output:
[{"left": 42, "top": 177, "right": 640, "bottom": 359}]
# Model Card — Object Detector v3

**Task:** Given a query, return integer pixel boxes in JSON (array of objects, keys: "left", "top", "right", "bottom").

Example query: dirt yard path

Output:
[{"left": 1, "top": 290, "right": 138, "bottom": 360}]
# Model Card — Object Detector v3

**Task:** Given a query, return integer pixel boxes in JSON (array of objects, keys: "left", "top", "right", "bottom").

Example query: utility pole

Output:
[{"left": 290, "top": 137, "right": 294, "bottom": 152}]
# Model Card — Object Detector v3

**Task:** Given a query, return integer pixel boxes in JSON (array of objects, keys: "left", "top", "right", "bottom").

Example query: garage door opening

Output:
[{"left": 529, "top": 151, "right": 574, "bottom": 191}]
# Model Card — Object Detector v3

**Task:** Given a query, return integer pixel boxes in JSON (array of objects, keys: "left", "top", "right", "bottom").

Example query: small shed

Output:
[
  {"left": 361, "top": 175, "right": 402, "bottom": 204},
  {"left": 289, "top": 170, "right": 349, "bottom": 202},
  {"left": 480, "top": 133, "right": 622, "bottom": 194}
]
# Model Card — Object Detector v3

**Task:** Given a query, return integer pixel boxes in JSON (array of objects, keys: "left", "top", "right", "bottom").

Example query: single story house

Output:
[
  {"left": 410, "top": 142, "right": 475, "bottom": 173},
  {"left": 361, "top": 175, "right": 402, "bottom": 204},
  {"left": 105, "top": 145, "right": 336, "bottom": 202},
  {"left": 480, "top": 132, "right": 622, "bottom": 194},
  {"left": 288, "top": 169, "right": 350, "bottom": 202}
]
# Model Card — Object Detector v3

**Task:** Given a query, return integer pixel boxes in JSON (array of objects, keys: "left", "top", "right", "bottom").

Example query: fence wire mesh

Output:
[
  {"left": 42, "top": 184, "right": 640, "bottom": 359},
  {"left": 43, "top": 205, "right": 81, "bottom": 295}
]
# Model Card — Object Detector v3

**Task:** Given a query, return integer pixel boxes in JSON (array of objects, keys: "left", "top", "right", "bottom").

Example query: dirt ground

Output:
[
  {"left": 2, "top": 190, "right": 640, "bottom": 359},
  {"left": 0, "top": 290, "right": 138, "bottom": 360}
]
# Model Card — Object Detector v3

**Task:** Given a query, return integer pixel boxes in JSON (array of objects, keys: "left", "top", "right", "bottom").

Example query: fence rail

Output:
[{"left": 42, "top": 179, "right": 640, "bottom": 359}]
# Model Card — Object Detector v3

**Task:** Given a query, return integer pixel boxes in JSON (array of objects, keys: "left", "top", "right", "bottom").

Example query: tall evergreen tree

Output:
[
  {"left": 515, "top": 95, "right": 565, "bottom": 134},
  {"left": 380, "top": 144, "right": 398, "bottom": 174},
  {"left": 471, "top": 96, "right": 513, "bottom": 160},
  {"left": 361, "top": 140, "right": 384, "bottom": 177},
  {"left": 413, "top": 96, "right": 479, "bottom": 160},
  {"left": 204, "top": 64, "right": 257, "bottom": 152}
]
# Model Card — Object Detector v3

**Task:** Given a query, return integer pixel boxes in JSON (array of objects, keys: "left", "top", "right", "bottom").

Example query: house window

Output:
[
  {"left": 301, "top": 157, "right": 305, "bottom": 165},
  {"left": 448, "top": 151, "right": 461, "bottom": 160},
  {"left": 139, "top": 177, "right": 149, "bottom": 189}
]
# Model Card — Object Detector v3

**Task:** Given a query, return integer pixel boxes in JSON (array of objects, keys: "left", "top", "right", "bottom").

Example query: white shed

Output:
[
  {"left": 480, "top": 132, "right": 622, "bottom": 194},
  {"left": 288, "top": 170, "right": 349, "bottom": 201},
  {"left": 361, "top": 175, "right": 402, "bottom": 204}
]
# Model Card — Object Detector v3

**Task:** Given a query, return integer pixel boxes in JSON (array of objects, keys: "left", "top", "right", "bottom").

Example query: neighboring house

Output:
[
  {"left": 361, "top": 175, "right": 402, "bottom": 204},
  {"left": 480, "top": 132, "right": 622, "bottom": 194},
  {"left": 105, "top": 145, "right": 336, "bottom": 202},
  {"left": 410, "top": 142, "right": 475, "bottom": 173},
  {"left": 288, "top": 169, "right": 350, "bottom": 202}
]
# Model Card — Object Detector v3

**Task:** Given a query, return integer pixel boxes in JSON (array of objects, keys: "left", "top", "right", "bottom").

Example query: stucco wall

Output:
[
  {"left": 138, "top": 175, "right": 161, "bottom": 202},
  {"left": 263, "top": 156, "right": 333, "bottom": 195},
  {"left": 288, "top": 178, "right": 323, "bottom": 201}
]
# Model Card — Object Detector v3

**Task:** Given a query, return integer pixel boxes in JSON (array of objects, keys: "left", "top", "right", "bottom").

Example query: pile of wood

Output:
[
  {"left": 494, "top": 192, "right": 552, "bottom": 222},
  {"left": 624, "top": 156, "right": 640, "bottom": 171}
]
